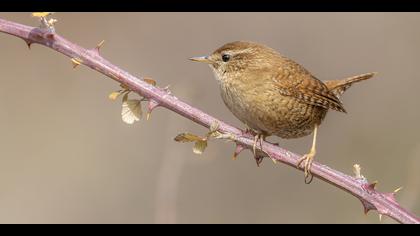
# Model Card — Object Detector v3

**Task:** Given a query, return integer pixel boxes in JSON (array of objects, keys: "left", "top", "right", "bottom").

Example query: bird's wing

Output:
[{"left": 273, "top": 60, "right": 346, "bottom": 113}]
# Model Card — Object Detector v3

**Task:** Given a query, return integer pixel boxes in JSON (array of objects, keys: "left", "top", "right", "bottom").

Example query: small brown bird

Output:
[{"left": 190, "top": 41, "right": 375, "bottom": 183}]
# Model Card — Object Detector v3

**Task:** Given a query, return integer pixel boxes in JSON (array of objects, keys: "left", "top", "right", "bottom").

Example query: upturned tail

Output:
[{"left": 324, "top": 72, "right": 377, "bottom": 98}]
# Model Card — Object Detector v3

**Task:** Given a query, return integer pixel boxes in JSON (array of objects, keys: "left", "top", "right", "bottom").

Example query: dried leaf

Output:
[
  {"left": 144, "top": 77, "right": 157, "bottom": 86},
  {"left": 193, "top": 140, "right": 208, "bottom": 155},
  {"left": 121, "top": 99, "right": 142, "bottom": 124},
  {"left": 109, "top": 91, "right": 122, "bottom": 101},
  {"left": 174, "top": 133, "right": 205, "bottom": 143},
  {"left": 122, "top": 93, "right": 129, "bottom": 102},
  {"left": 32, "top": 12, "right": 53, "bottom": 18}
]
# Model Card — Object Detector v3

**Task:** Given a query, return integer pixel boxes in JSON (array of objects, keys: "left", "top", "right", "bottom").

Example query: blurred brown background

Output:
[{"left": 0, "top": 13, "right": 419, "bottom": 223}]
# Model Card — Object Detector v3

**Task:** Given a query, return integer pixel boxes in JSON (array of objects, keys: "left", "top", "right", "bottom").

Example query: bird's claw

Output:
[
  {"left": 252, "top": 133, "right": 265, "bottom": 166},
  {"left": 255, "top": 154, "right": 264, "bottom": 167},
  {"left": 297, "top": 150, "right": 315, "bottom": 184}
]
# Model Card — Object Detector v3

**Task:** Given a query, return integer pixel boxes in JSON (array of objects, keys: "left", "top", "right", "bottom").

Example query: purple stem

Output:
[{"left": 0, "top": 17, "right": 418, "bottom": 224}]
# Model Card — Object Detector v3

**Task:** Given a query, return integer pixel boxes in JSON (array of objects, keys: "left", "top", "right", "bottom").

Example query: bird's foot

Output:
[
  {"left": 297, "top": 148, "right": 316, "bottom": 184},
  {"left": 252, "top": 133, "right": 262, "bottom": 155},
  {"left": 240, "top": 127, "right": 275, "bottom": 167},
  {"left": 255, "top": 154, "right": 264, "bottom": 167},
  {"left": 241, "top": 126, "right": 258, "bottom": 136},
  {"left": 252, "top": 132, "right": 267, "bottom": 161}
]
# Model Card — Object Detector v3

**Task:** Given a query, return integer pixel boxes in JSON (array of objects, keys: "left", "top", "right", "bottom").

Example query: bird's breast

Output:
[{"left": 219, "top": 77, "right": 327, "bottom": 139}]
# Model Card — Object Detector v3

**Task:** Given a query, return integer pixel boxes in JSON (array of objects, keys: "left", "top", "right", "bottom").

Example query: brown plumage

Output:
[{"left": 190, "top": 41, "right": 375, "bottom": 183}]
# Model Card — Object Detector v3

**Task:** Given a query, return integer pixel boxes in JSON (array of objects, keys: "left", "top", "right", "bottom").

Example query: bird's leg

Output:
[
  {"left": 297, "top": 125, "right": 318, "bottom": 184},
  {"left": 253, "top": 132, "right": 267, "bottom": 166},
  {"left": 253, "top": 133, "right": 260, "bottom": 156},
  {"left": 239, "top": 125, "right": 270, "bottom": 166}
]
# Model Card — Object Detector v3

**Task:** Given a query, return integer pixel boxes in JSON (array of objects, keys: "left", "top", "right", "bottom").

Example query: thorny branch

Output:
[{"left": 0, "top": 16, "right": 418, "bottom": 224}]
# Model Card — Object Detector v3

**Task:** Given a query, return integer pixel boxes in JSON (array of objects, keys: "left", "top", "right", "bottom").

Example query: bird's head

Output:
[{"left": 190, "top": 41, "right": 280, "bottom": 82}]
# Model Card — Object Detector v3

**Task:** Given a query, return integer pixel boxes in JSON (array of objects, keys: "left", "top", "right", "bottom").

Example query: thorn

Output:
[
  {"left": 394, "top": 186, "right": 403, "bottom": 194},
  {"left": 379, "top": 214, "right": 383, "bottom": 222},
  {"left": 71, "top": 58, "right": 82, "bottom": 68},
  {"left": 360, "top": 199, "right": 376, "bottom": 215},
  {"left": 271, "top": 158, "right": 278, "bottom": 164},
  {"left": 369, "top": 180, "right": 378, "bottom": 189},
  {"left": 95, "top": 40, "right": 105, "bottom": 51},
  {"left": 232, "top": 143, "right": 245, "bottom": 160},
  {"left": 92, "top": 40, "right": 105, "bottom": 54},
  {"left": 163, "top": 85, "right": 171, "bottom": 94},
  {"left": 362, "top": 180, "right": 379, "bottom": 194},
  {"left": 146, "top": 99, "right": 159, "bottom": 120},
  {"left": 23, "top": 39, "right": 32, "bottom": 49},
  {"left": 148, "top": 99, "right": 159, "bottom": 111}
]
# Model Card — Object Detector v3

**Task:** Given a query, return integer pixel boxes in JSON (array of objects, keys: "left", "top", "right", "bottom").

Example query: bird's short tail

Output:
[{"left": 324, "top": 72, "right": 376, "bottom": 98}]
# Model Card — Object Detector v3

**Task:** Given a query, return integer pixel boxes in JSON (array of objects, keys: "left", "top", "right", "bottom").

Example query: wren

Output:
[{"left": 190, "top": 41, "right": 375, "bottom": 183}]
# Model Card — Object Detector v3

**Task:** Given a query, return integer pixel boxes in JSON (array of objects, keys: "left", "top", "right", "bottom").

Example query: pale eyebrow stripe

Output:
[{"left": 226, "top": 48, "right": 255, "bottom": 56}]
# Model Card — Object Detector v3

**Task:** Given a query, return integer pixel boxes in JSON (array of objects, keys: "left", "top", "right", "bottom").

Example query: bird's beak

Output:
[{"left": 189, "top": 56, "right": 213, "bottom": 64}]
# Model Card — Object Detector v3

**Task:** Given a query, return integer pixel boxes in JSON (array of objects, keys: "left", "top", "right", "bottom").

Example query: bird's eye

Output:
[{"left": 222, "top": 54, "right": 231, "bottom": 62}]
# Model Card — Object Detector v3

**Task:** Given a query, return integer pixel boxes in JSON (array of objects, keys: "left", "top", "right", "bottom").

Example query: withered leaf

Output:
[
  {"left": 193, "top": 140, "right": 208, "bottom": 155},
  {"left": 32, "top": 12, "right": 53, "bottom": 18},
  {"left": 121, "top": 99, "right": 142, "bottom": 124},
  {"left": 108, "top": 91, "right": 122, "bottom": 101},
  {"left": 174, "top": 133, "right": 206, "bottom": 143},
  {"left": 144, "top": 77, "right": 157, "bottom": 86},
  {"left": 122, "top": 93, "right": 129, "bottom": 102}
]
